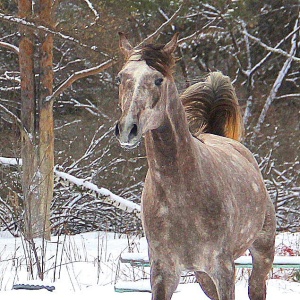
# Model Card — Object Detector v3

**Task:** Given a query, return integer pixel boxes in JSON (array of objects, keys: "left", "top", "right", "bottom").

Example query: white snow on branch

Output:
[
  {"left": 46, "top": 59, "right": 114, "bottom": 103},
  {"left": 0, "top": 157, "right": 141, "bottom": 218},
  {"left": 69, "top": 98, "right": 109, "bottom": 119},
  {"left": 0, "top": 104, "right": 33, "bottom": 142},
  {"left": 54, "top": 168, "right": 141, "bottom": 218},
  {"left": 0, "top": 157, "right": 22, "bottom": 166},
  {"left": 252, "top": 17, "right": 299, "bottom": 138},
  {"left": 0, "top": 13, "right": 108, "bottom": 56},
  {"left": 137, "top": 5, "right": 183, "bottom": 47},
  {"left": 158, "top": 7, "right": 176, "bottom": 31},
  {"left": 242, "top": 25, "right": 300, "bottom": 62},
  {"left": 0, "top": 86, "right": 20, "bottom": 91},
  {"left": 53, "top": 59, "right": 83, "bottom": 73},
  {"left": 0, "top": 41, "right": 19, "bottom": 55},
  {"left": 275, "top": 94, "right": 300, "bottom": 100},
  {"left": 83, "top": 0, "right": 100, "bottom": 24}
]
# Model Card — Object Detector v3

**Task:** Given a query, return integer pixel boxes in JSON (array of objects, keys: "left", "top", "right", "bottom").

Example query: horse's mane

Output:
[
  {"left": 180, "top": 72, "right": 244, "bottom": 141},
  {"left": 139, "top": 44, "right": 176, "bottom": 77}
]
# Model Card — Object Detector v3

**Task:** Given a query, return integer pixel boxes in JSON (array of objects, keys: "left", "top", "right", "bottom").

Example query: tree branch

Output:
[
  {"left": 177, "top": 19, "right": 216, "bottom": 45},
  {"left": 245, "top": 24, "right": 299, "bottom": 77},
  {"left": 83, "top": 0, "right": 100, "bottom": 25},
  {"left": 0, "top": 156, "right": 141, "bottom": 219},
  {"left": 0, "top": 41, "right": 19, "bottom": 55},
  {"left": 136, "top": 5, "right": 183, "bottom": 48},
  {"left": 251, "top": 17, "right": 299, "bottom": 141},
  {"left": 0, "top": 102, "right": 33, "bottom": 143},
  {"left": 46, "top": 58, "right": 114, "bottom": 103},
  {"left": 275, "top": 93, "right": 300, "bottom": 100},
  {"left": 242, "top": 25, "right": 300, "bottom": 62},
  {"left": 54, "top": 168, "right": 141, "bottom": 219},
  {"left": 0, "top": 12, "right": 108, "bottom": 56}
]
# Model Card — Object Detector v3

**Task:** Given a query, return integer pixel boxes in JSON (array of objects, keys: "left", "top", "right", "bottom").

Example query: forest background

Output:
[{"left": 0, "top": 0, "right": 299, "bottom": 241}]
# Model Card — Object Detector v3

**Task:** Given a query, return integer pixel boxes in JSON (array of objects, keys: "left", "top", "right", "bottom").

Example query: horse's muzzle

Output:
[{"left": 115, "top": 121, "right": 140, "bottom": 149}]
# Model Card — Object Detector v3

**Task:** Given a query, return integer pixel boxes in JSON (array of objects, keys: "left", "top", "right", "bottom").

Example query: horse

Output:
[{"left": 115, "top": 33, "right": 276, "bottom": 300}]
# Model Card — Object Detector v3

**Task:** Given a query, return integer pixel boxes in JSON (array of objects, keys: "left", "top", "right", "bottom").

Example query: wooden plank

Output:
[
  {"left": 120, "top": 253, "right": 150, "bottom": 267},
  {"left": 120, "top": 253, "right": 300, "bottom": 269},
  {"left": 114, "top": 281, "right": 151, "bottom": 293},
  {"left": 114, "top": 280, "right": 183, "bottom": 293},
  {"left": 115, "top": 254, "right": 300, "bottom": 292}
]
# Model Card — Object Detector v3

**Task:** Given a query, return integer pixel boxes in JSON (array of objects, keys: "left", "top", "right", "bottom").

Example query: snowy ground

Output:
[{"left": 0, "top": 231, "right": 299, "bottom": 300}]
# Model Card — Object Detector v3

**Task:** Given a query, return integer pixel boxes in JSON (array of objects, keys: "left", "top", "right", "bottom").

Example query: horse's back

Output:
[{"left": 197, "top": 133, "right": 260, "bottom": 172}]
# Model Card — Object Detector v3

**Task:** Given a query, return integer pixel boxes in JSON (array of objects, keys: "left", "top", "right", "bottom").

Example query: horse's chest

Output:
[{"left": 142, "top": 190, "right": 223, "bottom": 248}]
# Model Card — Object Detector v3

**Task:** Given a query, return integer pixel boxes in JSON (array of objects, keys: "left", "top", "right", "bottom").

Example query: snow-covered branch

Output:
[
  {"left": 137, "top": 5, "right": 183, "bottom": 47},
  {"left": 0, "top": 103, "right": 33, "bottom": 143},
  {"left": 252, "top": 17, "right": 299, "bottom": 139},
  {"left": 241, "top": 26, "right": 300, "bottom": 63},
  {"left": 69, "top": 98, "right": 109, "bottom": 119},
  {"left": 0, "top": 157, "right": 21, "bottom": 166},
  {"left": 46, "top": 59, "right": 114, "bottom": 103},
  {"left": 53, "top": 59, "right": 83, "bottom": 73},
  {"left": 242, "top": 20, "right": 300, "bottom": 80},
  {"left": 0, "top": 71, "right": 21, "bottom": 92},
  {"left": 83, "top": 0, "right": 100, "bottom": 26},
  {"left": 0, "top": 12, "right": 108, "bottom": 55},
  {"left": 275, "top": 94, "right": 300, "bottom": 100},
  {"left": 65, "top": 126, "right": 113, "bottom": 172},
  {"left": 158, "top": 8, "right": 176, "bottom": 31},
  {"left": 0, "top": 41, "right": 19, "bottom": 55},
  {"left": 54, "top": 168, "right": 141, "bottom": 218},
  {"left": 0, "top": 86, "right": 20, "bottom": 92},
  {"left": 178, "top": 19, "right": 216, "bottom": 46},
  {"left": 0, "top": 157, "right": 141, "bottom": 219},
  {"left": 0, "top": 71, "right": 20, "bottom": 83}
]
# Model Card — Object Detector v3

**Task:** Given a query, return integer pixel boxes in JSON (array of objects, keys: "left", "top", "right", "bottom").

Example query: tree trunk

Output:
[
  {"left": 36, "top": 0, "right": 55, "bottom": 241},
  {"left": 18, "top": 0, "right": 40, "bottom": 240},
  {"left": 18, "top": 0, "right": 55, "bottom": 240}
]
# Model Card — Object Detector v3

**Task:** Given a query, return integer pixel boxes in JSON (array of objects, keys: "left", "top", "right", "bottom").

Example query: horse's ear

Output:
[
  {"left": 118, "top": 32, "right": 133, "bottom": 59},
  {"left": 163, "top": 33, "right": 179, "bottom": 54}
]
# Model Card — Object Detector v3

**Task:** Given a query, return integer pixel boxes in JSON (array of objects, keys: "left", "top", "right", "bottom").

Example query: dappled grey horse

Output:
[{"left": 115, "top": 33, "right": 276, "bottom": 300}]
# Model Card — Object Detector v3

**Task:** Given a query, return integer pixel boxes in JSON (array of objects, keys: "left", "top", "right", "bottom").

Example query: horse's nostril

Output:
[
  {"left": 129, "top": 124, "right": 138, "bottom": 140},
  {"left": 115, "top": 122, "right": 120, "bottom": 137}
]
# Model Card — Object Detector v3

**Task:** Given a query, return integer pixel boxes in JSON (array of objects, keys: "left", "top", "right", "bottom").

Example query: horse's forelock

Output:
[{"left": 135, "top": 44, "right": 176, "bottom": 77}]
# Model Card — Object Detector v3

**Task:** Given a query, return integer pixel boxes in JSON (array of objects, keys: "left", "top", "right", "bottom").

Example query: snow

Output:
[
  {"left": 0, "top": 157, "right": 21, "bottom": 166},
  {"left": 0, "top": 232, "right": 299, "bottom": 299}
]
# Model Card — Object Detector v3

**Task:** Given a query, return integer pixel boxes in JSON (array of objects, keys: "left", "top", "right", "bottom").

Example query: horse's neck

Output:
[{"left": 145, "top": 80, "right": 197, "bottom": 176}]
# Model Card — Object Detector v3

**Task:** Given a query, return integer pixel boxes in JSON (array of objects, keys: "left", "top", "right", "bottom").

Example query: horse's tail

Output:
[{"left": 180, "top": 72, "right": 244, "bottom": 141}]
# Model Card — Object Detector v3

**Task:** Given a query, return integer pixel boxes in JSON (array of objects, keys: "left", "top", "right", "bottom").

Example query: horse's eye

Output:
[
  {"left": 115, "top": 76, "right": 121, "bottom": 85},
  {"left": 154, "top": 78, "right": 163, "bottom": 86}
]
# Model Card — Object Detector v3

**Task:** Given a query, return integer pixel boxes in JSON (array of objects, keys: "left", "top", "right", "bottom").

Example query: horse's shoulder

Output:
[{"left": 196, "top": 134, "right": 258, "bottom": 169}]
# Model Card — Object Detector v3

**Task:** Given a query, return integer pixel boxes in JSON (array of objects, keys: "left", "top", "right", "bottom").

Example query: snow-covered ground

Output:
[{"left": 0, "top": 231, "right": 299, "bottom": 300}]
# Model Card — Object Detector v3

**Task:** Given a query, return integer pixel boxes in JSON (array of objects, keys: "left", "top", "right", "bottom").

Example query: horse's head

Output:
[{"left": 115, "top": 33, "right": 179, "bottom": 149}]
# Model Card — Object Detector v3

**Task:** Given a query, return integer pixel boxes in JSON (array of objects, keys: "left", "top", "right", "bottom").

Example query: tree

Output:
[
  {"left": 16, "top": 0, "right": 54, "bottom": 240},
  {"left": 0, "top": 0, "right": 113, "bottom": 240}
]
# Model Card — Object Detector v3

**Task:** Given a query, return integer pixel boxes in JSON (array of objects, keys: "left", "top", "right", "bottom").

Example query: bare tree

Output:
[{"left": 0, "top": 0, "right": 113, "bottom": 239}]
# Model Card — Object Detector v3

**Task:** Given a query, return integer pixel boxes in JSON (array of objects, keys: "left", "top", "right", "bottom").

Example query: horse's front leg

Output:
[
  {"left": 150, "top": 259, "right": 181, "bottom": 300},
  {"left": 210, "top": 258, "right": 235, "bottom": 300}
]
